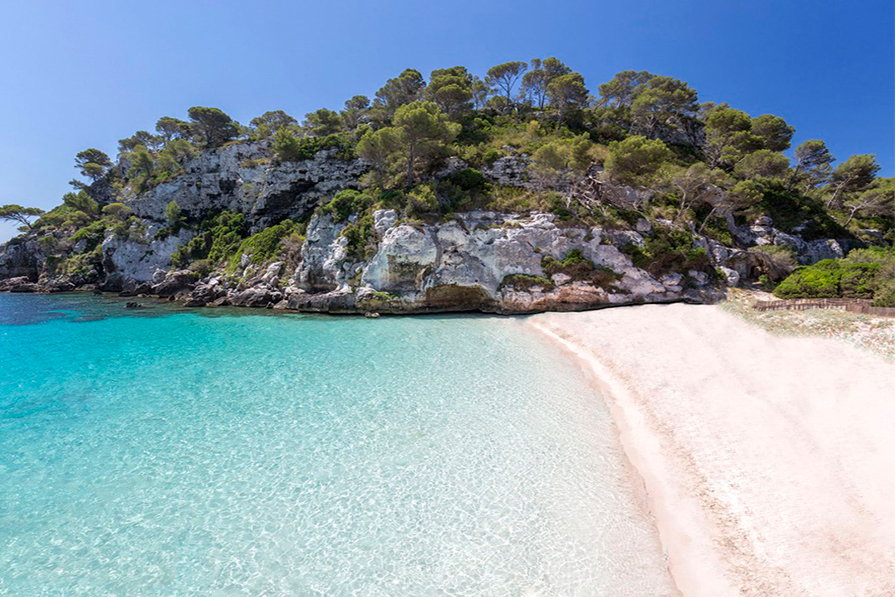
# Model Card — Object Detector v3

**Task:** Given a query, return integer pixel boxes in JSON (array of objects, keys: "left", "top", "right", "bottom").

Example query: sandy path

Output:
[{"left": 530, "top": 304, "right": 895, "bottom": 596}]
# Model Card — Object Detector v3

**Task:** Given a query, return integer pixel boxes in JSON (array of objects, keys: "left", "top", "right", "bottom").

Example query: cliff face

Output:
[
  {"left": 283, "top": 210, "right": 720, "bottom": 313},
  {"left": 126, "top": 142, "right": 366, "bottom": 231},
  {"left": 0, "top": 142, "right": 855, "bottom": 313}
]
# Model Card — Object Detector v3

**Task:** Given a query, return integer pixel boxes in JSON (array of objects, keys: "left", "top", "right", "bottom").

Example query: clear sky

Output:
[{"left": 1, "top": 0, "right": 892, "bottom": 241}]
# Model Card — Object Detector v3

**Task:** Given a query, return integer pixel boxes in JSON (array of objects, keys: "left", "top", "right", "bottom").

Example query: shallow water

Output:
[{"left": 0, "top": 293, "right": 673, "bottom": 596}]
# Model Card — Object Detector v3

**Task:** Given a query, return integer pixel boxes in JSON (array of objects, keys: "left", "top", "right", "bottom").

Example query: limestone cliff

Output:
[{"left": 0, "top": 142, "right": 857, "bottom": 314}]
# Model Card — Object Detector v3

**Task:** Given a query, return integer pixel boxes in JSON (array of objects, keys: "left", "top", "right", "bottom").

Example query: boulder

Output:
[
  {"left": 152, "top": 270, "right": 198, "bottom": 297},
  {"left": 0, "top": 276, "right": 32, "bottom": 291},
  {"left": 230, "top": 286, "right": 283, "bottom": 308}
]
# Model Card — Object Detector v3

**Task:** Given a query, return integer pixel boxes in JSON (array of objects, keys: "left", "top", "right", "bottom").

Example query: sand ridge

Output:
[{"left": 530, "top": 304, "right": 895, "bottom": 596}]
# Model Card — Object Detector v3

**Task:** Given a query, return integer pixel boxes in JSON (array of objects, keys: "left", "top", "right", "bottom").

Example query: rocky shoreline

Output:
[
  {"left": 2, "top": 210, "right": 726, "bottom": 315},
  {"left": 0, "top": 141, "right": 861, "bottom": 315}
]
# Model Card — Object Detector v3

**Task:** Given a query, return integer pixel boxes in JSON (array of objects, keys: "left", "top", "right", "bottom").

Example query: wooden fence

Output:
[{"left": 753, "top": 298, "right": 895, "bottom": 317}]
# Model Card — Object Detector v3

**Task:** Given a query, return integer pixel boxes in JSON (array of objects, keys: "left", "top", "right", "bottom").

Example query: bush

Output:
[
  {"left": 605, "top": 135, "right": 671, "bottom": 186},
  {"left": 499, "top": 274, "right": 555, "bottom": 292},
  {"left": 742, "top": 184, "right": 847, "bottom": 240},
  {"left": 436, "top": 168, "right": 491, "bottom": 213},
  {"left": 172, "top": 211, "right": 247, "bottom": 267},
  {"left": 773, "top": 259, "right": 879, "bottom": 299},
  {"left": 839, "top": 263, "right": 879, "bottom": 298},
  {"left": 70, "top": 220, "right": 108, "bottom": 251},
  {"left": 227, "top": 220, "right": 297, "bottom": 271},
  {"left": 342, "top": 213, "right": 377, "bottom": 260},
  {"left": 406, "top": 185, "right": 439, "bottom": 216},
  {"left": 542, "top": 249, "right": 621, "bottom": 288},
  {"left": 274, "top": 130, "right": 354, "bottom": 163},
  {"left": 322, "top": 189, "right": 374, "bottom": 222},
  {"left": 629, "top": 226, "right": 710, "bottom": 276},
  {"left": 873, "top": 279, "right": 895, "bottom": 307}
]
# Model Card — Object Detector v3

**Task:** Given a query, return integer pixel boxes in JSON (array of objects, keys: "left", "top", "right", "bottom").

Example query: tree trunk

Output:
[
  {"left": 843, "top": 206, "right": 860, "bottom": 228},
  {"left": 698, "top": 206, "right": 718, "bottom": 234},
  {"left": 786, "top": 163, "right": 802, "bottom": 192}
]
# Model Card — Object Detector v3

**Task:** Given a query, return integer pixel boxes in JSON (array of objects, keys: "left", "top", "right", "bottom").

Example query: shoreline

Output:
[
  {"left": 527, "top": 319, "right": 726, "bottom": 596},
  {"left": 529, "top": 304, "right": 895, "bottom": 595},
  {"left": 0, "top": 286, "right": 708, "bottom": 316}
]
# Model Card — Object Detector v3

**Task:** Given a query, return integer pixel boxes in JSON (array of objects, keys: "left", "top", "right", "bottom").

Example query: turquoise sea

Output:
[{"left": 0, "top": 293, "right": 672, "bottom": 596}]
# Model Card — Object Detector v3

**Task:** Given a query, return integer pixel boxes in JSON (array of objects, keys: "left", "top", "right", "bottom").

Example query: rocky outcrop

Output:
[
  {"left": 482, "top": 155, "right": 535, "bottom": 189},
  {"left": 745, "top": 217, "right": 850, "bottom": 264},
  {"left": 287, "top": 210, "right": 721, "bottom": 313},
  {"left": 0, "top": 276, "right": 40, "bottom": 292},
  {"left": 701, "top": 216, "right": 862, "bottom": 287},
  {"left": 101, "top": 225, "right": 194, "bottom": 286},
  {"left": 1, "top": 141, "right": 868, "bottom": 313},
  {"left": 127, "top": 143, "right": 366, "bottom": 230},
  {"left": 0, "top": 239, "right": 44, "bottom": 281},
  {"left": 152, "top": 269, "right": 198, "bottom": 298}
]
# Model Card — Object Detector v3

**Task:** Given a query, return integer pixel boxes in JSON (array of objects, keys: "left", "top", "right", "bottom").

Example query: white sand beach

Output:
[{"left": 531, "top": 304, "right": 895, "bottom": 596}]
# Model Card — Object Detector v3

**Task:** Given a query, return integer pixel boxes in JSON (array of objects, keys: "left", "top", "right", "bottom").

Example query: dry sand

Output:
[{"left": 530, "top": 304, "right": 895, "bottom": 596}]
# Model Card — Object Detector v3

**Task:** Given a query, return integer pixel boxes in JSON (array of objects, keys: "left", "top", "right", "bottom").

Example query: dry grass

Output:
[{"left": 721, "top": 288, "right": 895, "bottom": 361}]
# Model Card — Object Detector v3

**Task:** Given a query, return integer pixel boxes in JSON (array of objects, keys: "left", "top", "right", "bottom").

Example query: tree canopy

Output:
[
  {"left": 0, "top": 205, "right": 45, "bottom": 230},
  {"left": 188, "top": 106, "right": 238, "bottom": 147}
]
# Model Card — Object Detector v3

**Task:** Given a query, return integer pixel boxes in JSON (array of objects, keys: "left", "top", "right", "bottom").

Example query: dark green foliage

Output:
[
  {"left": 629, "top": 227, "right": 711, "bottom": 277},
  {"left": 0, "top": 204, "right": 45, "bottom": 230},
  {"left": 227, "top": 220, "right": 298, "bottom": 271},
  {"left": 156, "top": 116, "right": 192, "bottom": 142},
  {"left": 745, "top": 184, "right": 847, "bottom": 240},
  {"left": 341, "top": 213, "right": 377, "bottom": 260},
  {"left": 374, "top": 68, "right": 426, "bottom": 117},
  {"left": 321, "top": 189, "right": 374, "bottom": 222},
  {"left": 165, "top": 200, "right": 184, "bottom": 229},
  {"left": 427, "top": 66, "right": 475, "bottom": 116},
  {"left": 74, "top": 148, "right": 112, "bottom": 181},
  {"left": 436, "top": 168, "right": 490, "bottom": 212},
  {"left": 249, "top": 110, "right": 298, "bottom": 139},
  {"left": 69, "top": 220, "right": 108, "bottom": 251},
  {"left": 274, "top": 130, "right": 354, "bottom": 162},
  {"left": 499, "top": 274, "right": 555, "bottom": 292},
  {"left": 304, "top": 108, "right": 343, "bottom": 136},
  {"left": 542, "top": 249, "right": 621, "bottom": 287},
  {"left": 187, "top": 106, "right": 238, "bottom": 147},
  {"left": 606, "top": 135, "right": 671, "bottom": 186},
  {"left": 172, "top": 211, "right": 247, "bottom": 267}
]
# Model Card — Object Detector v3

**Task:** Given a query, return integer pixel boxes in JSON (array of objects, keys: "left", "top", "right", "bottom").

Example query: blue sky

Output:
[{"left": 1, "top": 0, "right": 892, "bottom": 241}]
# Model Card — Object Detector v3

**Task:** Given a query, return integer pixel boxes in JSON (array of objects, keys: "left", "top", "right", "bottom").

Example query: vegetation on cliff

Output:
[{"left": 3, "top": 57, "right": 892, "bottom": 294}]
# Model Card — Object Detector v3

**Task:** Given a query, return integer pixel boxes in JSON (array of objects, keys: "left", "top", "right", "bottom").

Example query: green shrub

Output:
[
  {"left": 777, "top": 246, "right": 895, "bottom": 303},
  {"left": 406, "top": 185, "right": 439, "bottom": 216},
  {"left": 342, "top": 213, "right": 377, "bottom": 260},
  {"left": 629, "top": 226, "right": 710, "bottom": 276},
  {"left": 322, "top": 189, "right": 373, "bottom": 222},
  {"left": 838, "top": 263, "right": 879, "bottom": 298},
  {"left": 742, "top": 184, "right": 847, "bottom": 240},
  {"left": 773, "top": 260, "right": 841, "bottom": 298},
  {"left": 172, "top": 211, "right": 247, "bottom": 267},
  {"left": 189, "top": 259, "right": 213, "bottom": 276},
  {"left": 872, "top": 279, "right": 895, "bottom": 307},
  {"left": 70, "top": 220, "right": 108, "bottom": 251},
  {"left": 499, "top": 274, "right": 555, "bottom": 292},
  {"left": 274, "top": 130, "right": 354, "bottom": 163},
  {"left": 227, "top": 220, "right": 297, "bottom": 272},
  {"left": 436, "top": 168, "right": 491, "bottom": 213},
  {"left": 773, "top": 259, "right": 880, "bottom": 300},
  {"left": 542, "top": 249, "right": 621, "bottom": 288}
]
